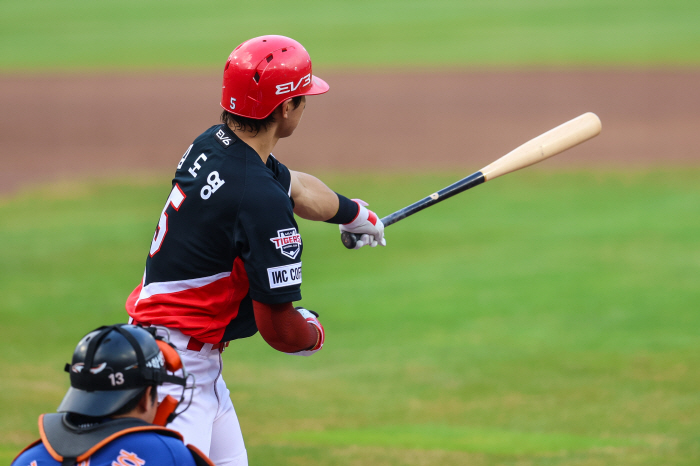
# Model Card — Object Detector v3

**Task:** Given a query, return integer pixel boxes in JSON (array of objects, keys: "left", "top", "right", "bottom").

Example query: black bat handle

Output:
[{"left": 339, "top": 171, "right": 485, "bottom": 250}]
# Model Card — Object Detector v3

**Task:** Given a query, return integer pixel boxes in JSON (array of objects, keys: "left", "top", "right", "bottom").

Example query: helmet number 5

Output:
[
  {"left": 230, "top": 97, "right": 236, "bottom": 110},
  {"left": 150, "top": 184, "right": 186, "bottom": 257}
]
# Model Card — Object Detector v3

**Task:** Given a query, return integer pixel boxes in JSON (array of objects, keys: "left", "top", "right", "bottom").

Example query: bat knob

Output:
[{"left": 340, "top": 231, "right": 359, "bottom": 249}]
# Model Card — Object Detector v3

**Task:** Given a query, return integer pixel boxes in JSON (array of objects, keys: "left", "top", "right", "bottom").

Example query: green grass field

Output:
[
  {"left": 1, "top": 170, "right": 699, "bottom": 465},
  {"left": 2, "top": 0, "right": 699, "bottom": 464},
  {"left": 1, "top": 0, "right": 700, "bottom": 70}
]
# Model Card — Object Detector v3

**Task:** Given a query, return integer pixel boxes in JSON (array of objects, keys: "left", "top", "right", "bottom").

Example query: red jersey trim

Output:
[
  {"left": 126, "top": 258, "right": 250, "bottom": 343},
  {"left": 136, "top": 271, "right": 232, "bottom": 304}
]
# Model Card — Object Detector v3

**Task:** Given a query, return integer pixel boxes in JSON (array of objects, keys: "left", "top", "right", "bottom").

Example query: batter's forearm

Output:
[
  {"left": 253, "top": 301, "right": 318, "bottom": 353},
  {"left": 290, "top": 171, "right": 339, "bottom": 221}
]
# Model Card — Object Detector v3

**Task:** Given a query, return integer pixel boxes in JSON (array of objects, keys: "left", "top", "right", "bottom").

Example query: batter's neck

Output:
[{"left": 228, "top": 123, "right": 278, "bottom": 163}]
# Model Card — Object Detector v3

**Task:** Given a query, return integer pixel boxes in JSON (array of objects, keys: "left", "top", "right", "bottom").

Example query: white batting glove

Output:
[
  {"left": 289, "top": 307, "right": 325, "bottom": 357},
  {"left": 339, "top": 199, "right": 386, "bottom": 249}
]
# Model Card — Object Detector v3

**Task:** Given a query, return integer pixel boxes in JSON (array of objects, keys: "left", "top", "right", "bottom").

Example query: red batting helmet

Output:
[{"left": 220, "top": 35, "right": 329, "bottom": 119}]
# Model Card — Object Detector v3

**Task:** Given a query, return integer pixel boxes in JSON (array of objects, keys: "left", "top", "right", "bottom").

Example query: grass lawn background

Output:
[
  {"left": 1, "top": 0, "right": 699, "bottom": 464},
  {"left": 0, "top": 0, "right": 699, "bottom": 71},
  {"left": 1, "top": 170, "right": 699, "bottom": 465}
]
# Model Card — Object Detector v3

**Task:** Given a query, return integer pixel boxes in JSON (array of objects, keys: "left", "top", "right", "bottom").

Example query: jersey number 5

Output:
[{"left": 150, "top": 184, "right": 186, "bottom": 257}]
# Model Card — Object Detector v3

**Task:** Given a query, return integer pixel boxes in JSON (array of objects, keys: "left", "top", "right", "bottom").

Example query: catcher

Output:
[{"left": 12, "top": 324, "right": 211, "bottom": 466}]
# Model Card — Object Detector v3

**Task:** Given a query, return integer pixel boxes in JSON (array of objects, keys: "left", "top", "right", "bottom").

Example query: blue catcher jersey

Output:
[{"left": 13, "top": 431, "right": 197, "bottom": 466}]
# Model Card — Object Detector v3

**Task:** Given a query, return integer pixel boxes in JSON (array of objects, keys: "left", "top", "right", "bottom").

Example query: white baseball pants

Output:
[{"left": 158, "top": 327, "right": 248, "bottom": 466}]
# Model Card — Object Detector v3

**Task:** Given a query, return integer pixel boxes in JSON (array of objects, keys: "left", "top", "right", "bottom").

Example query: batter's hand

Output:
[
  {"left": 289, "top": 307, "right": 325, "bottom": 357},
  {"left": 339, "top": 199, "right": 386, "bottom": 249}
]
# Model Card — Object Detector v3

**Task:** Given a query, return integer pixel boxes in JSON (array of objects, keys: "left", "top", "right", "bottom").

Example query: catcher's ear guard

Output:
[
  {"left": 153, "top": 395, "right": 180, "bottom": 427},
  {"left": 156, "top": 340, "right": 183, "bottom": 372},
  {"left": 151, "top": 339, "right": 187, "bottom": 426},
  {"left": 150, "top": 333, "right": 195, "bottom": 426}
]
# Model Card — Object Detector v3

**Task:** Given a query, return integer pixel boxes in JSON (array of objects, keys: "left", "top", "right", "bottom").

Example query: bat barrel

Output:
[{"left": 480, "top": 112, "right": 601, "bottom": 181}]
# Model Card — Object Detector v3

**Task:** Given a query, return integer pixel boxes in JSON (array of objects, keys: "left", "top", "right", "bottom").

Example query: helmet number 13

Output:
[
  {"left": 150, "top": 184, "right": 186, "bottom": 257},
  {"left": 108, "top": 372, "right": 124, "bottom": 386}
]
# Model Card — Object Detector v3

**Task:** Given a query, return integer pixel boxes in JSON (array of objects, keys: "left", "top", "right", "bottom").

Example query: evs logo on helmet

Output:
[
  {"left": 275, "top": 73, "right": 312, "bottom": 95},
  {"left": 270, "top": 228, "right": 302, "bottom": 259}
]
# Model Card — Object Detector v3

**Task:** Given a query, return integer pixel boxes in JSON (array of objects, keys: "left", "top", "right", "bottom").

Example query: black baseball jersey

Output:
[{"left": 126, "top": 124, "right": 303, "bottom": 343}]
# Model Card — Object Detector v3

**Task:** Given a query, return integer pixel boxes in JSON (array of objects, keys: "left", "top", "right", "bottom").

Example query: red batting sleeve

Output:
[{"left": 253, "top": 300, "right": 318, "bottom": 353}]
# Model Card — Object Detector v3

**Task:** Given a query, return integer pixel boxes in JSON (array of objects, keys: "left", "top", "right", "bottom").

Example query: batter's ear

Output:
[{"left": 280, "top": 98, "right": 297, "bottom": 118}]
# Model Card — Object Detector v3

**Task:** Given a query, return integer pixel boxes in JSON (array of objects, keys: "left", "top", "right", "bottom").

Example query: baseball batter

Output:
[{"left": 125, "top": 35, "right": 385, "bottom": 466}]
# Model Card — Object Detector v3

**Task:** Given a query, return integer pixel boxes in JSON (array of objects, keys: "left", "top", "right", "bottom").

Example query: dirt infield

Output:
[{"left": 1, "top": 70, "right": 698, "bottom": 195}]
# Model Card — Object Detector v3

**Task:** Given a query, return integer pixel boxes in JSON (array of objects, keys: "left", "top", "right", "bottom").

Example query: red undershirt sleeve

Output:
[{"left": 252, "top": 300, "right": 318, "bottom": 353}]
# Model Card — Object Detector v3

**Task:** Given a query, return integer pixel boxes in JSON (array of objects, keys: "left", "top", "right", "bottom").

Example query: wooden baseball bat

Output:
[{"left": 341, "top": 112, "right": 602, "bottom": 249}]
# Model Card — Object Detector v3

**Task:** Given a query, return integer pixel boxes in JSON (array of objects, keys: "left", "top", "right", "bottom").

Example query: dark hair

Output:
[{"left": 221, "top": 96, "right": 303, "bottom": 134}]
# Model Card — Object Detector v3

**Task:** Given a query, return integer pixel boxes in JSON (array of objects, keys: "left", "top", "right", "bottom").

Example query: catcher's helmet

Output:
[
  {"left": 220, "top": 35, "right": 329, "bottom": 119},
  {"left": 58, "top": 324, "right": 189, "bottom": 419}
]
